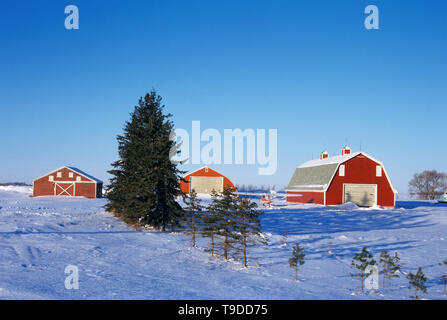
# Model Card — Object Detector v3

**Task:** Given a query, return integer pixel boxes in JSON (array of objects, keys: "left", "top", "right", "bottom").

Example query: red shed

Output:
[
  {"left": 33, "top": 166, "right": 103, "bottom": 199},
  {"left": 180, "top": 166, "right": 236, "bottom": 194},
  {"left": 286, "top": 148, "right": 396, "bottom": 208}
]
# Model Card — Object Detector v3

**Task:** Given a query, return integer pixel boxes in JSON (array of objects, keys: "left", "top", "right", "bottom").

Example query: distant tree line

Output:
[
  {"left": 0, "top": 182, "right": 31, "bottom": 186},
  {"left": 236, "top": 184, "right": 279, "bottom": 192},
  {"left": 409, "top": 170, "right": 447, "bottom": 200}
]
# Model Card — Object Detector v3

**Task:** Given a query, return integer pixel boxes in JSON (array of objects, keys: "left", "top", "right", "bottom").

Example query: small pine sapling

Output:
[
  {"left": 350, "top": 246, "right": 377, "bottom": 293},
  {"left": 212, "top": 187, "right": 239, "bottom": 260},
  {"left": 407, "top": 267, "right": 427, "bottom": 300},
  {"left": 379, "top": 250, "right": 401, "bottom": 288},
  {"left": 182, "top": 189, "right": 204, "bottom": 248},
  {"left": 234, "top": 197, "right": 267, "bottom": 268},
  {"left": 289, "top": 244, "right": 305, "bottom": 282},
  {"left": 202, "top": 190, "right": 222, "bottom": 256}
]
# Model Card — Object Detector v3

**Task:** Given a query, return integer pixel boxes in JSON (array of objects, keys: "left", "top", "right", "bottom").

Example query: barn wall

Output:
[
  {"left": 33, "top": 181, "right": 54, "bottom": 197},
  {"left": 286, "top": 191, "right": 325, "bottom": 205},
  {"left": 180, "top": 168, "right": 236, "bottom": 193},
  {"left": 326, "top": 155, "right": 395, "bottom": 207},
  {"left": 74, "top": 183, "right": 96, "bottom": 198},
  {"left": 33, "top": 167, "right": 101, "bottom": 198}
]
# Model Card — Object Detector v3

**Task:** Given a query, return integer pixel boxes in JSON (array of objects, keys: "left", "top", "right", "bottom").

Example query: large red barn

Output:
[
  {"left": 286, "top": 147, "right": 396, "bottom": 208},
  {"left": 180, "top": 167, "right": 236, "bottom": 194},
  {"left": 33, "top": 166, "right": 103, "bottom": 198}
]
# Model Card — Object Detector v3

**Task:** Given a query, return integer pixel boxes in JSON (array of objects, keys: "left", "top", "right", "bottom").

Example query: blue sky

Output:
[{"left": 0, "top": 0, "right": 446, "bottom": 196}]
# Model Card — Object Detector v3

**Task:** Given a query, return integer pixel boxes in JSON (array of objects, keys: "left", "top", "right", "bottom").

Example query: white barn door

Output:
[
  {"left": 190, "top": 176, "right": 223, "bottom": 194},
  {"left": 343, "top": 184, "right": 377, "bottom": 207}
]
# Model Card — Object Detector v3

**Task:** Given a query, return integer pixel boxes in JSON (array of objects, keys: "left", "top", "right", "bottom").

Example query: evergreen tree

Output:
[
  {"left": 289, "top": 243, "right": 305, "bottom": 282},
  {"left": 350, "top": 246, "right": 377, "bottom": 293},
  {"left": 202, "top": 189, "right": 222, "bottom": 256},
  {"left": 182, "top": 189, "right": 204, "bottom": 248},
  {"left": 208, "top": 187, "right": 239, "bottom": 260},
  {"left": 106, "top": 90, "right": 184, "bottom": 231},
  {"left": 379, "top": 251, "right": 401, "bottom": 288},
  {"left": 234, "top": 197, "right": 267, "bottom": 268},
  {"left": 407, "top": 267, "right": 427, "bottom": 300}
]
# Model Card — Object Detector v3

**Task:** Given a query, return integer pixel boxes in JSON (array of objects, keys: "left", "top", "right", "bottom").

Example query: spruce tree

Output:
[
  {"left": 208, "top": 187, "right": 239, "bottom": 260},
  {"left": 234, "top": 197, "right": 266, "bottom": 268},
  {"left": 289, "top": 243, "right": 305, "bottom": 282},
  {"left": 202, "top": 189, "right": 222, "bottom": 256},
  {"left": 106, "top": 90, "right": 184, "bottom": 231},
  {"left": 407, "top": 267, "right": 427, "bottom": 300},
  {"left": 379, "top": 251, "right": 401, "bottom": 288},
  {"left": 350, "top": 246, "right": 377, "bottom": 293},
  {"left": 182, "top": 189, "right": 204, "bottom": 248}
]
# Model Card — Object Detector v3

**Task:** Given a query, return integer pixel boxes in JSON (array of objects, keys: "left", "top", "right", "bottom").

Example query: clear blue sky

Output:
[{"left": 1, "top": 0, "right": 446, "bottom": 196}]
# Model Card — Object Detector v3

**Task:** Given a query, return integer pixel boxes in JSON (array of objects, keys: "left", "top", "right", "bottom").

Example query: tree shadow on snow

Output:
[
  {"left": 260, "top": 205, "right": 434, "bottom": 236},
  {"left": 396, "top": 201, "right": 447, "bottom": 209}
]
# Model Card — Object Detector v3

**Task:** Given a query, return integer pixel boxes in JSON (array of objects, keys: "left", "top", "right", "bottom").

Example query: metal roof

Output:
[{"left": 286, "top": 163, "right": 339, "bottom": 191}]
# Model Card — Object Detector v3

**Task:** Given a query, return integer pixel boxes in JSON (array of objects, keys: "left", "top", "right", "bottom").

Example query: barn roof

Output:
[
  {"left": 287, "top": 152, "right": 361, "bottom": 191},
  {"left": 184, "top": 166, "right": 223, "bottom": 177},
  {"left": 67, "top": 167, "right": 103, "bottom": 183},
  {"left": 287, "top": 163, "right": 339, "bottom": 191},
  {"left": 33, "top": 166, "right": 103, "bottom": 183},
  {"left": 298, "top": 152, "right": 361, "bottom": 168}
]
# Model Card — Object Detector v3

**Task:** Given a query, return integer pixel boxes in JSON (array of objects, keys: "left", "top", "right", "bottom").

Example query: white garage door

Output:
[
  {"left": 190, "top": 176, "right": 223, "bottom": 194},
  {"left": 343, "top": 184, "right": 377, "bottom": 207}
]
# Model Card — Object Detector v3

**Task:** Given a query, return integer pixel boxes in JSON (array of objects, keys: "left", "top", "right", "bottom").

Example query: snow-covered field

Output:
[{"left": 1, "top": 187, "right": 447, "bottom": 300}]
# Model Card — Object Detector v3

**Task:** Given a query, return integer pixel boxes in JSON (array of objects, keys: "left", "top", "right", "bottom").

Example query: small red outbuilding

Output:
[
  {"left": 286, "top": 147, "right": 396, "bottom": 208},
  {"left": 180, "top": 166, "right": 236, "bottom": 194},
  {"left": 33, "top": 166, "right": 103, "bottom": 199}
]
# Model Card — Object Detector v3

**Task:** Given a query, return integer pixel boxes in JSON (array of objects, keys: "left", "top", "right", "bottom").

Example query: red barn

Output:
[
  {"left": 33, "top": 166, "right": 103, "bottom": 198},
  {"left": 286, "top": 147, "right": 396, "bottom": 208},
  {"left": 180, "top": 167, "right": 236, "bottom": 194}
]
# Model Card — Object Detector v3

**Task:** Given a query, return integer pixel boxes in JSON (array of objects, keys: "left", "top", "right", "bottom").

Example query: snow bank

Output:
[{"left": 0, "top": 185, "right": 32, "bottom": 194}]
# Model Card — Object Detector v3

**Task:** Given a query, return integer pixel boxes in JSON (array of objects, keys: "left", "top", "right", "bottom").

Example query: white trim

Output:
[
  {"left": 183, "top": 166, "right": 214, "bottom": 177},
  {"left": 55, "top": 182, "right": 75, "bottom": 196},
  {"left": 33, "top": 166, "right": 98, "bottom": 183},
  {"left": 339, "top": 165, "right": 345, "bottom": 177},
  {"left": 33, "top": 166, "right": 70, "bottom": 182},
  {"left": 376, "top": 165, "right": 382, "bottom": 177},
  {"left": 47, "top": 180, "right": 96, "bottom": 184}
]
